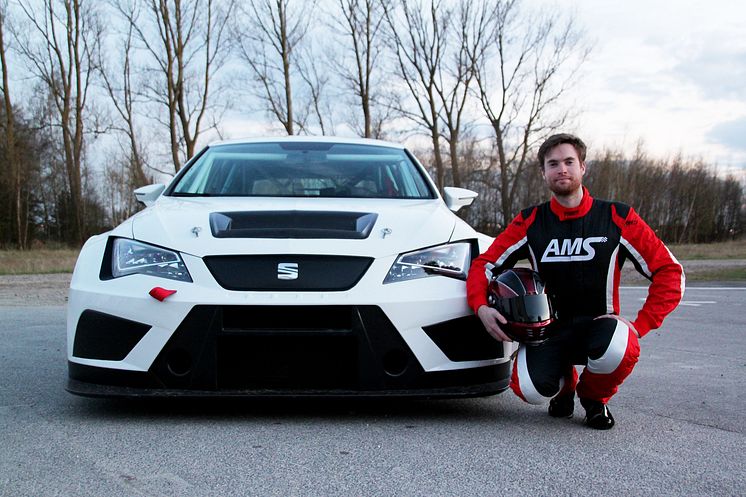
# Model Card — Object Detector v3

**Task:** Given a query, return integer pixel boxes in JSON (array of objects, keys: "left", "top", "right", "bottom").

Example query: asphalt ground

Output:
[{"left": 0, "top": 285, "right": 744, "bottom": 496}]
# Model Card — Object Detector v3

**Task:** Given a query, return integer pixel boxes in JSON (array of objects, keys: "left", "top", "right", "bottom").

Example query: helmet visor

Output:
[{"left": 494, "top": 294, "right": 553, "bottom": 323}]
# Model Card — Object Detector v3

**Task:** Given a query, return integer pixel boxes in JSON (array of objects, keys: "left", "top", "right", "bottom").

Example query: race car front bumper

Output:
[{"left": 67, "top": 304, "right": 510, "bottom": 398}]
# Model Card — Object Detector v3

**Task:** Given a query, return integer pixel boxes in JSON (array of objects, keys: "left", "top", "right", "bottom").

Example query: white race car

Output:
[{"left": 66, "top": 137, "right": 512, "bottom": 397}]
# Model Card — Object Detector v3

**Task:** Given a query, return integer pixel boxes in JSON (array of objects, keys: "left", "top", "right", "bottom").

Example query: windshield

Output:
[{"left": 169, "top": 142, "right": 436, "bottom": 199}]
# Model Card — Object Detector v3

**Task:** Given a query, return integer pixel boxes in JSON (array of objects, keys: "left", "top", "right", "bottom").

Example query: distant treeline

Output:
[
  {"left": 0, "top": 104, "right": 111, "bottom": 248},
  {"left": 454, "top": 147, "right": 744, "bottom": 243},
  {"left": 587, "top": 151, "right": 743, "bottom": 244},
  {"left": 1, "top": 103, "right": 740, "bottom": 248},
  {"left": 0, "top": 0, "right": 742, "bottom": 248}
]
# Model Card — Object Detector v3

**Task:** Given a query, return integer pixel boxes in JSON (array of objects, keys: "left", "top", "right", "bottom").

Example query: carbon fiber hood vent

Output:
[{"left": 210, "top": 210, "right": 378, "bottom": 239}]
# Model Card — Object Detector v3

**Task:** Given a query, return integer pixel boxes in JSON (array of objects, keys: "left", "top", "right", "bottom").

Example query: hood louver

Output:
[{"left": 209, "top": 211, "right": 378, "bottom": 239}]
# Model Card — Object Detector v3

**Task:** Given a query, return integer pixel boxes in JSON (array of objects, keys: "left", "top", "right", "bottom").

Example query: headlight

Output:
[
  {"left": 111, "top": 238, "right": 192, "bottom": 282},
  {"left": 384, "top": 242, "right": 471, "bottom": 283}
]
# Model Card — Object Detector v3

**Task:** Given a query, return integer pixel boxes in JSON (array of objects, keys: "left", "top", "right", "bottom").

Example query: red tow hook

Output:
[{"left": 149, "top": 287, "right": 177, "bottom": 301}]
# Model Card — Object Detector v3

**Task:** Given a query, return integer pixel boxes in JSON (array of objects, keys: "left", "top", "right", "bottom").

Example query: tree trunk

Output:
[{"left": 0, "top": 11, "right": 26, "bottom": 248}]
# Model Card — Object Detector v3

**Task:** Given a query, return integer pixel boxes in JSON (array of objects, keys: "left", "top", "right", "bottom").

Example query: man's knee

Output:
[
  {"left": 511, "top": 347, "right": 563, "bottom": 404},
  {"left": 587, "top": 318, "right": 640, "bottom": 375}
]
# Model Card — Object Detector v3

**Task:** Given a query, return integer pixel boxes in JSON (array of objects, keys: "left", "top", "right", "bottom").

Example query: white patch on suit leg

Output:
[
  {"left": 516, "top": 346, "right": 553, "bottom": 405},
  {"left": 586, "top": 319, "right": 629, "bottom": 375}
]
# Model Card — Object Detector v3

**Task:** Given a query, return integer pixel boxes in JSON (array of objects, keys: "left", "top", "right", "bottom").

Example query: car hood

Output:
[{"left": 130, "top": 196, "right": 459, "bottom": 258}]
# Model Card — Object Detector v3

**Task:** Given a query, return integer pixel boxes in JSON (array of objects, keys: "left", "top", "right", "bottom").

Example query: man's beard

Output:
[{"left": 547, "top": 176, "right": 582, "bottom": 196}]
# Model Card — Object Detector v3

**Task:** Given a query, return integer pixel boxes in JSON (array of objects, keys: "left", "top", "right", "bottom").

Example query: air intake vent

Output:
[
  {"left": 73, "top": 310, "right": 151, "bottom": 360},
  {"left": 210, "top": 210, "right": 378, "bottom": 239}
]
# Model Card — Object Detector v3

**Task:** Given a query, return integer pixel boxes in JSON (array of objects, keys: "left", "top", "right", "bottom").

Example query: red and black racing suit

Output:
[{"left": 466, "top": 188, "right": 685, "bottom": 404}]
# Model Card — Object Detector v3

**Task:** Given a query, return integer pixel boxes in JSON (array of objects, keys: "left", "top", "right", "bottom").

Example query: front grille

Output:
[
  {"left": 149, "top": 305, "right": 422, "bottom": 391},
  {"left": 218, "top": 333, "right": 357, "bottom": 389},
  {"left": 222, "top": 305, "right": 353, "bottom": 330},
  {"left": 219, "top": 306, "right": 357, "bottom": 388},
  {"left": 204, "top": 255, "right": 373, "bottom": 291}
]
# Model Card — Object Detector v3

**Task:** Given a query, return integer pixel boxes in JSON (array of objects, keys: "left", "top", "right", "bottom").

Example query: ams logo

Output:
[{"left": 541, "top": 237, "right": 608, "bottom": 262}]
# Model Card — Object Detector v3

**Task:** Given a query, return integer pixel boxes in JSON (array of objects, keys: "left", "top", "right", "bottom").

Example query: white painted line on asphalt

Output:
[
  {"left": 621, "top": 286, "right": 746, "bottom": 290},
  {"left": 637, "top": 298, "right": 717, "bottom": 306},
  {"left": 681, "top": 287, "right": 746, "bottom": 290}
]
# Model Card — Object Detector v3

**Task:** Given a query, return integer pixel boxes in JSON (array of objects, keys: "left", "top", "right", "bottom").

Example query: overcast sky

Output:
[
  {"left": 558, "top": 0, "right": 746, "bottom": 177},
  {"left": 185, "top": 0, "right": 746, "bottom": 180},
  {"left": 218, "top": 0, "right": 745, "bottom": 178}
]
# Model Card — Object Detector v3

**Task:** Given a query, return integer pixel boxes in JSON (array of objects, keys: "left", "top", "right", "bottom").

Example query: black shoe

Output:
[
  {"left": 581, "top": 398, "right": 615, "bottom": 430},
  {"left": 548, "top": 392, "right": 575, "bottom": 418}
]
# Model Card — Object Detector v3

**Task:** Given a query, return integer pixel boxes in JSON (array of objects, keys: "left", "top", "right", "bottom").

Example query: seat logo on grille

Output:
[{"left": 277, "top": 262, "right": 299, "bottom": 280}]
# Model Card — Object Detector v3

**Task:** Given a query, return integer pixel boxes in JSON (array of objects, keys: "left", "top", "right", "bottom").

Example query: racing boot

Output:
[
  {"left": 548, "top": 365, "right": 577, "bottom": 418},
  {"left": 580, "top": 398, "right": 615, "bottom": 430},
  {"left": 548, "top": 392, "right": 575, "bottom": 418}
]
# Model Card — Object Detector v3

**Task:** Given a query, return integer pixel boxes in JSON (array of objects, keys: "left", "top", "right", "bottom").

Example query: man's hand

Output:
[
  {"left": 477, "top": 305, "right": 513, "bottom": 342},
  {"left": 594, "top": 313, "right": 640, "bottom": 338}
]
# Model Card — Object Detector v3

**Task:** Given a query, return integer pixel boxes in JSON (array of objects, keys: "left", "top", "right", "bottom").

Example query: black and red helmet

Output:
[{"left": 487, "top": 268, "right": 556, "bottom": 345}]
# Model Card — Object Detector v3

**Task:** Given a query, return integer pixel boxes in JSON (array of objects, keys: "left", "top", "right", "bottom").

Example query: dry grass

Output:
[
  {"left": 668, "top": 239, "right": 746, "bottom": 259},
  {"left": 685, "top": 267, "right": 746, "bottom": 281},
  {"left": 0, "top": 249, "right": 80, "bottom": 275}
]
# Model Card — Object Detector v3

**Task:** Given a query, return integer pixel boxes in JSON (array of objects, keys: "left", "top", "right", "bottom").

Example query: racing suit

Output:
[{"left": 466, "top": 188, "right": 685, "bottom": 404}]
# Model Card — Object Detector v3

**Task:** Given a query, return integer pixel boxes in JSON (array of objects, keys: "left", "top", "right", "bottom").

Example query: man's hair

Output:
[{"left": 537, "top": 133, "right": 587, "bottom": 169}]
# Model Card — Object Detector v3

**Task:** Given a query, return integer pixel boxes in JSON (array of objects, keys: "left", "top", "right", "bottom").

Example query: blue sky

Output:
[{"left": 561, "top": 0, "right": 746, "bottom": 177}]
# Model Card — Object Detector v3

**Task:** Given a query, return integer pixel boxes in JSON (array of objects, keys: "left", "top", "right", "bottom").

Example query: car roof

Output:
[{"left": 208, "top": 135, "right": 406, "bottom": 150}]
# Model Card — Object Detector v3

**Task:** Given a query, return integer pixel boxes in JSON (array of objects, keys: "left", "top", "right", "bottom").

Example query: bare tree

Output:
[
  {"left": 474, "top": 0, "right": 589, "bottom": 225},
  {"left": 383, "top": 0, "right": 489, "bottom": 191},
  {"left": 296, "top": 45, "right": 335, "bottom": 135},
  {"left": 437, "top": 0, "right": 493, "bottom": 188},
  {"left": 0, "top": 3, "right": 27, "bottom": 248},
  {"left": 99, "top": 3, "right": 150, "bottom": 190},
  {"left": 383, "top": 0, "right": 449, "bottom": 190},
  {"left": 28, "top": 86, "right": 69, "bottom": 242},
  {"left": 14, "top": 0, "right": 102, "bottom": 244},
  {"left": 232, "top": 0, "right": 317, "bottom": 136},
  {"left": 329, "top": 0, "right": 387, "bottom": 138},
  {"left": 101, "top": 148, "right": 144, "bottom": 226},
  {"left": 118, "top": 0, "right": 234, "bottom": 173}
]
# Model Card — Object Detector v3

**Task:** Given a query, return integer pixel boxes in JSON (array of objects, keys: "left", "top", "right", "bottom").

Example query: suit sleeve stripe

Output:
[
  {"left": 528, "top": 244, "right": 538, "bottom": 269},
  {"left": 606, "top": 246, "right": 619, "bottom": 314},
  {"left": 620, "top": 236, "right": 652, "bottom": 278},
  {"left": 665, "top": 244, "right": 686, "bottom": 297},
  {"left": 496, "top": 237, "right": 527, "bottom": 267}
]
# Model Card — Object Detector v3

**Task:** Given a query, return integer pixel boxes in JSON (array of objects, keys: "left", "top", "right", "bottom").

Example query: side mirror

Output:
[
  {"left": 443, "top": 187, "right": 478, "bottom": 212},
  {"left": 134, "top": 184, "right": 166, "bottom": 207}
]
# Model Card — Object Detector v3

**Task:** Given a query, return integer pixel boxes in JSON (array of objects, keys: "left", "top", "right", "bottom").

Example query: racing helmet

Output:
[{"left": 487, "top": 268, "right": 556, "bottom": 345}]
